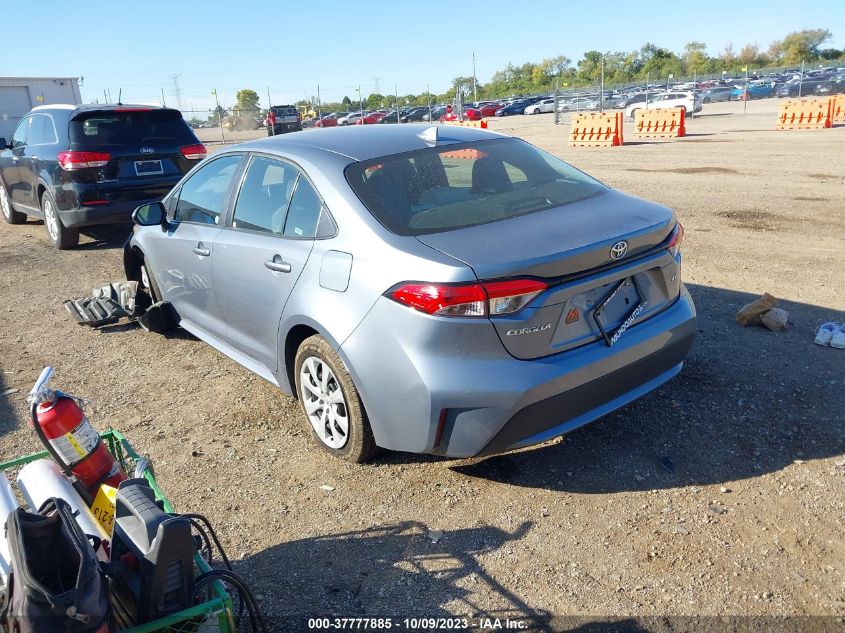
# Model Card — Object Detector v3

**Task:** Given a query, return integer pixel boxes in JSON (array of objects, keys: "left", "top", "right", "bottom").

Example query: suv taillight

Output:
[
  {"left": 387, "top": 279, "right": 547, "bottom": 317},
  {"left": 179, "top": 144, "right": 207, "bottom": 160},
  {"left": 57, "top": 151, "right": 111, "bottom": 170}
]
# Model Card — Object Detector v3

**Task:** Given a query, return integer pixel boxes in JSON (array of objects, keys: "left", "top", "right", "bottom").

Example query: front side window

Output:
[
  {"left": 345, "top": 138, "right": 606, "bottom": 236},
  {"left": 174, "top": 154, "right": 241, "bottom": 225},
  {"left": 10, "top": 117, "right": 29, "bottom": 148},
  {"left": 232, "top": 156, "right": 298, "bottom": 235}
]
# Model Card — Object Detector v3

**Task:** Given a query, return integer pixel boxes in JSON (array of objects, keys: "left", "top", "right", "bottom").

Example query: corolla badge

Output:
[
  {"left": 609, "top": 240, "right": 628, "bottom": 260},
  {"left": 506, "top": 323, "right": 552, "bottom": 336}
]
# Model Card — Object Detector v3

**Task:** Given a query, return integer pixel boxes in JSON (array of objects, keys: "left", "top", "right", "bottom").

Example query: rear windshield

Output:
[
  {"left": 272, "top": 107, "right": 298, "bottom": 116},
  {"left": 345, "top": 138, "right": 606, "bottom": 236},
  {"left": 69, "top": 109, "right": 194, "bottom": 145}
]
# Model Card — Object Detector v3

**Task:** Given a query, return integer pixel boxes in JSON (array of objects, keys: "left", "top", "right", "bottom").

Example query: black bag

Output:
[{"left": 0, "top": 498, "right": 109, "bottom": 633}]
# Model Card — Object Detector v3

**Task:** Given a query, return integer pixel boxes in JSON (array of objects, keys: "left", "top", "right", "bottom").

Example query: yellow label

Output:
[{"left": 90, "top": 484, "right": 117, "bottom": 535}]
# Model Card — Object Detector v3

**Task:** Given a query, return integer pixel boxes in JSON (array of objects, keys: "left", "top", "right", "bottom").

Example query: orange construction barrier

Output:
[
  {"left": 776, "top": 98, "right": 832, "bottom": 129},
  {"left": 441, "top": 119, "right": 488, "bottom": 129},
  {"left": 569, "top": 111, "right": 624, "bottom": 147},
  {"left": 634, "top": 107, "right": 686, "bottom": 138},
  {"left": 831, "top": 95, "right": 845, "bottom": 125}
]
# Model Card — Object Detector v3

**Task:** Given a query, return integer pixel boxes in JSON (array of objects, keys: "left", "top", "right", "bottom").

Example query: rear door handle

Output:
[
  {"left": 193, "top": 242, "right": 211, "bottom": 257},
  {"left": 264, "top": 255, "right": 291, "bottom": 273}
]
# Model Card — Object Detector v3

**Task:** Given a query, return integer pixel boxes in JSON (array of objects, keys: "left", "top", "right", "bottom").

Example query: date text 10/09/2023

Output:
[{"left": 307, "top": 617, "right": 530, "bottom": 630}]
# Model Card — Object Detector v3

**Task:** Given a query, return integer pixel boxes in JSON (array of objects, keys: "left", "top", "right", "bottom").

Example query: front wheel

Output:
[
  {"left": 630, "top": 109, "right": 639, "bottom": 120},
  {"left": 533, "top": 108, "right": 540, "bottom": 115},
  {"left": 42, "top": 190, "right": 78, "bottom": 249},
  {"left": 294, "top": 335, "right": 377, "bottom": 463},
  {"left": 0, "top": 178, "right": 26, "bottom": 224},
  {"left": 703, "top": 96, "right": 711, "bottom": 104}
]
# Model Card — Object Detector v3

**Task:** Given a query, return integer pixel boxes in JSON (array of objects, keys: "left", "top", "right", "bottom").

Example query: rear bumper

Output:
[
  {"left": 53, "top": 181, "right": 177, "bottom": 227},
  {"left": 268, "top": 123, "right": 302, "bottom": 135},
  {"left": 341, "top": 286, "right": 697, "bottom": 458}
]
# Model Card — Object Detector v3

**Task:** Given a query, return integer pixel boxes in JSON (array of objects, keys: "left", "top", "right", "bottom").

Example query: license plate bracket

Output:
[
  {"left": 134, "top": 160, "right": 163, "bottom": 176},
  {"left": 592, "top": 276, "right": 648, "bottom": 347}
]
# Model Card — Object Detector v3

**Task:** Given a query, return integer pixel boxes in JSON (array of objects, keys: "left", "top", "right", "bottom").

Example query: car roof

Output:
[
  {"left": 31, "top": 103, "right": 173, "bottom": 115},
  {"left": 234, "top": 124, "right": 508, "bottom": 161}
]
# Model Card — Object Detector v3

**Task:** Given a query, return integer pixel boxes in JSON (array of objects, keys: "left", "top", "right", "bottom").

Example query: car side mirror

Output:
[
  {"left": 0, "top": 138, "right": 7, "bottom": 150},
  {"left": 132, "top": 201, "right": 167, "bottom": 227}
]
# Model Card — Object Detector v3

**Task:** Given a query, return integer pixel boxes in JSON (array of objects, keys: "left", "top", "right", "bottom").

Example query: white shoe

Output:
[
  {"left": 815, "top": 322, "right": 839, "bottom": 346},
  {"left": 831, "top": 325, "right": 845, "bottom": 349}
]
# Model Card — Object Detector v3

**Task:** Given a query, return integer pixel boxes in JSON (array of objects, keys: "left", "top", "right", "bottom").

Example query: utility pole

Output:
[
  {"left": 317, "top": 85, "right": 322, "bottom": 121},
  {"left": 161, "top": 88, "right": 166, "bottom": 107},
  {"left": 743, "top": 64, "right": 749, "bottom": 113},
  {"left": 600, "top": 55, "right": 605, "bottom": 112},
  {"left": 472, "top": 52, "right": 478, "bottom": 103},
  {"left": 212, "top": 89, "right": 224, "bottom": 143},
  {"left": 395, "top": 83, "right": 399, "bottom": 123},
  {"left": 427, "top": 82, "right": 432, "bottom": 122},
  {"left": 373, "top": 77, "right": 382, "bottom": 95},
  {"left": 357, "top": 85, "right": 363, "bottom": 114},
  {"left": 266, "top": 86, "right": 272, "bottom": 112},
  {"left": 169, "top": 73, "right": 184, "bottom": 112},
  {"left": 798, "top": 59, "right": 805, "bottom": 97}
]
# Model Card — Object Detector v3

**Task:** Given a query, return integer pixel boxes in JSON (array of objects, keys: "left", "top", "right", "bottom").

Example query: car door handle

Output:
[
  {"left": 193, "top": 243, "right": 211, "bottom": 257},
  {"left": 264, "top": 256, "right": 291, "bottom": 273}
]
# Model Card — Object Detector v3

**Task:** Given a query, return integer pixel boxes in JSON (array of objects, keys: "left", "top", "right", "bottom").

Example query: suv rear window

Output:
[
  {"left": 345, "top": 138, "right": 606, "bottom": 236},
  {"left": 69, "top": 109, "right": 195, "bottom": 145},
  {"left": 271, "top": 107, "right": 298, "bottom": 117}
]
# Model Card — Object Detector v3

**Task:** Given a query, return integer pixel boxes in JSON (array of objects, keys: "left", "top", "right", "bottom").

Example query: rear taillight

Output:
[
  {"left": 57, "top": 151, "right": 111, "bottom": 170},
  {"left": 179, "top": 144, "right": 207, "bottom": 160},
  {"left": 666, "top": 222, "right": 684, "bottom": 257},
  {"left": 387, "top": 279, "right": 547, "bottom": 318}
]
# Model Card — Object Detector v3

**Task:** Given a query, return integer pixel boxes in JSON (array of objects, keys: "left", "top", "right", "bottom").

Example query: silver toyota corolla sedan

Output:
[{"left": 124, "top": 124, "right": 696, "bottom": 462}]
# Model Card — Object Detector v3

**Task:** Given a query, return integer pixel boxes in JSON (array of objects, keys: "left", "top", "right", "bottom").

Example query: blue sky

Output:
[{"left": 4, "top": 0, "right": 843, "bottom": 112}]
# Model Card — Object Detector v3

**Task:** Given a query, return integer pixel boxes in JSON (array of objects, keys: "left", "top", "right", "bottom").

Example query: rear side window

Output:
[
  {"left": 346, "top": 138, "right": 606, "bottom": 236},
  {"left": 232, "top": 156, "right": 298, "bottom": 235},
  {"left": 69, "top": 109, "right": 195, "bottom": 145},
  {"left": 27, "top": 115, "right": 57, "bottom": 145},
  {"left": 174, "top": 155, "right": 242, "bottom": 225},
  {"left": 283, "top": 178, "right": 322, "bottom": 238}
]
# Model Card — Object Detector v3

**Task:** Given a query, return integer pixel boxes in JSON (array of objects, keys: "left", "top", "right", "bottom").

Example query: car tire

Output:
[
  {"left": 0, "top": 178, "right": 26, "bottom": 224},
  {"left": 703, "top": 96, "right": 711, "bottom": 104},
  {"left": 294, "top": 335, "right": 377, "bottom": 463},
  {"left": 630, "top": 109, "right": 638, "bottom": 120},
  {"left": 41, "top": 190, "right": 79, "bottom": 249},
  {"left": 533, "top": 108, "right": 540, "bottom": 115}
]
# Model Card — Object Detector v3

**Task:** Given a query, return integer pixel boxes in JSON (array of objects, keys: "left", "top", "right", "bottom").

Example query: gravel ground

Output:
[{"left": 1, "top": 100, "right": 843, "bottom": 632}]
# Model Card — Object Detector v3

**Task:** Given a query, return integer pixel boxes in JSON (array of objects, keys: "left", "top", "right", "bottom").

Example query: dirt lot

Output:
[{"left": 1, "top": 100, "right": 844, "bottom": 631}]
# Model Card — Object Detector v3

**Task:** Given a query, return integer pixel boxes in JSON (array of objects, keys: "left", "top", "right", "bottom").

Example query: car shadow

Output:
[
  {"left": 236, "top": 520, "right": 557, "bottom": 631},
  {"left": 76, "top": 224, "right": 132, "bottom": 251},
  {"left": 445, "top": 283, "right": 844, "bottom": 494}
]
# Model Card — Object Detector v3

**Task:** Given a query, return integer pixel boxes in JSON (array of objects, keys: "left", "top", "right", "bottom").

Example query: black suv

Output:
[
  {"left": 0, "top": 104, "right": 206, "bottom": 248},
  {"left": 267, "top": 105, "right": 303, "bottom": 135}
]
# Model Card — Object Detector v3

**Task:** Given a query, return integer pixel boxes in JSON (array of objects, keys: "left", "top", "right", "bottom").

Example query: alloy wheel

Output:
[
  {"left": 0, "top": 185, "right": 10, "bottom": 220},
  {"left": 43, "top": 197, "right": 59, "bottom": 242},
  {"left": 299, "top": 356, "right": 349, "bottom": 450}
]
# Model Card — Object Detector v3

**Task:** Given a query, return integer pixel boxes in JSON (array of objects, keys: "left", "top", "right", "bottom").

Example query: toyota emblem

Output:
[{"left": 609, "top": 241, "right": 628, "bottom": 260}]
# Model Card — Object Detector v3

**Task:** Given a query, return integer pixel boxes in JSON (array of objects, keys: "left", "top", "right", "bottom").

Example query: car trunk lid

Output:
[{"left": 417, "top": 190, "right": 681, "bottom": 359}]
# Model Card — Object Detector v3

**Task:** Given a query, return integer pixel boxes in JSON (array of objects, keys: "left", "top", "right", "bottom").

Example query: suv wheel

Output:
[
  {"left": 294, "top": 335, "right": 377, "bottom": 463},
  {"left": 0, "top": 179, "right": 26, "bottom": 224},
  {"left": 41, "top": 190, "right": 79, "bottom": 249}
]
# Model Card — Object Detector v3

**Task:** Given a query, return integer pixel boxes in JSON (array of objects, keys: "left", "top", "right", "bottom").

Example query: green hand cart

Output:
[{"left": 0, "top": 429, "right": 236, "bottom": 633}]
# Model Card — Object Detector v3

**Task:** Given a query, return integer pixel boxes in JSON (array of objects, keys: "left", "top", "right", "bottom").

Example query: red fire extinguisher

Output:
[{"left": 27, "top": 367, "right": 127, "bottom": 502}]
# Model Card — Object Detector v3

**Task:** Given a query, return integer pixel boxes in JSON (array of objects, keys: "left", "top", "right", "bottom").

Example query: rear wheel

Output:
[
  {"left": 630, "top": 108, "right": 639, "bottom": 119},
  {"left": 41, "top": 190, "right": 78, "bottom": 249},
  {"left": 0, "top": 178, "right": 26, "bottom": 224},
  {"left": 533, "top": 108, "right": 541, "bottom": 115},
  {"left": 294, "top": 335, "right": 377, "bottom": 463},
  {"left": 703, "top": 96, "right": 711, "bottom": 104}
]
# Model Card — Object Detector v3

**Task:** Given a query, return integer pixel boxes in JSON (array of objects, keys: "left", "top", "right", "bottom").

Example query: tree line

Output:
[{"left": 224, "top": 28, "right": 841, "bottom": 116}]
